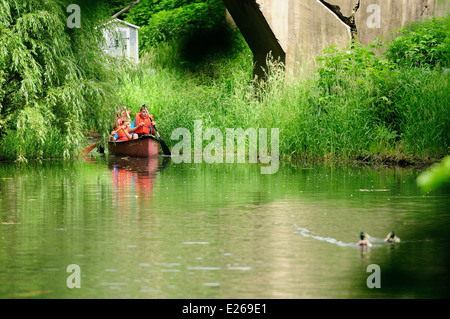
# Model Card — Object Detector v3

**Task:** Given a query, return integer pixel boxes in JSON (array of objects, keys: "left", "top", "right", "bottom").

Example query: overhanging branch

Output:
[{"left": 111, "top": 0, "right": 142, "bottom": 19}]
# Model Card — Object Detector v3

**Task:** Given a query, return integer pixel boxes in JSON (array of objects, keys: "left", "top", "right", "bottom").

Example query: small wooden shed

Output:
[{"left": 101, "top": 19, "right": 140, "bottom": 63}]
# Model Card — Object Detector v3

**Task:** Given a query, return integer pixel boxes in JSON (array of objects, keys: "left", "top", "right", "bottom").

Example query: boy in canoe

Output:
[
  {"left": 112, "top": 106, "right": 132, "bottom": 139},
  {"left": 128, "top": 104, "right": 156, "bottom": 139},
  {"left": 110, "top": 118, "right": 133, "bottom": 141}
]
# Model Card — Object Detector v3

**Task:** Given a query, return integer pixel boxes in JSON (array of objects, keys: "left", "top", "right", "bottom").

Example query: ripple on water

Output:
[{"left": 293, "top": 225, "right": 386, "bottom": 248}]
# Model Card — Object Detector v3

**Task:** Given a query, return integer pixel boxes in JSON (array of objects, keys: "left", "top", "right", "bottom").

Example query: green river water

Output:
[{"left": 0, "top": 155, "right": 449, "bottom": 299}]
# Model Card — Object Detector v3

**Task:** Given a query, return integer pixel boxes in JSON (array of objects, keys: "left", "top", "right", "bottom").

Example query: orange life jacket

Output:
[
  {"left": 134, "top": 113, "right": 153, "bottom": 135},
  {"left": 110, "top": 126, "right": 129, "bottom": 142},
  {"left": 117, "top": 126, "right": 129, "bottom": 141}
]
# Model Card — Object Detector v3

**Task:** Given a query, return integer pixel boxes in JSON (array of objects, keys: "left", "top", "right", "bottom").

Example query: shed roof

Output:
[
  {"left": 100, "top": 18, "right": 140, "bottom": 30},
  {"left": 115, "top": 18, "right": 140, "bottom": 29}
]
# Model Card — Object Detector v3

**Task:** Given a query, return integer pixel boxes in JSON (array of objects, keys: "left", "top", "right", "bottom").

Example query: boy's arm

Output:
[{"left": 124, "top": 129, "right": 132, "bottom": 140}]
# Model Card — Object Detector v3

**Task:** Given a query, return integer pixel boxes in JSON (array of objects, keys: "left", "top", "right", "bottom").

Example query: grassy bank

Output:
[
  {"left": 115, "top": 17, "right": 449, "bottom": 165},
  {"left": 1, "top": 13, "right": 448, "bottom": 165}
]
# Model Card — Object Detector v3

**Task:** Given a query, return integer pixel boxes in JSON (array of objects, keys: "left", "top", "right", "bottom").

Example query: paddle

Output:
[
  {"left": 81, "top": 126, "right": 123, "bottom": 155},
  {"left": 143, "top": 105, "right": 171, "bottom": 156},
  {"left": 80, "top": 141, "right": 98, "bottom": 155}
]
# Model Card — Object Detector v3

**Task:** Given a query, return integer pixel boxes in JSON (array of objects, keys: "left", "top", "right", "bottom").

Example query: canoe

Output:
[{"left": 108, "top": 135, "right": 160, "bottom": 157}]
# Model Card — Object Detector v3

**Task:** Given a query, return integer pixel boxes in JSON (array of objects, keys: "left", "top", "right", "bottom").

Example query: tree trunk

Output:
[{"left": 111, "top": 0, "right": 142, "bottom": 19}]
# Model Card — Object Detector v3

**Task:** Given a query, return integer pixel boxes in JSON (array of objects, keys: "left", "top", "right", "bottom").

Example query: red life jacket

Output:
[{"left": 134, "top": 113, "right": 153, "bottom": 135}]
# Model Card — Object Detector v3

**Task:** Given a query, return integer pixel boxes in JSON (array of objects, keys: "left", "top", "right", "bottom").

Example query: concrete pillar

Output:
[{"left": 254, "top": 0, "right": 449, "bottom": 75}]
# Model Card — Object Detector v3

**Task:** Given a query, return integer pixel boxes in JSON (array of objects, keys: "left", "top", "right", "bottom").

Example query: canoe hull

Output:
[{"left": 108, "top": 135, "right": 160, "bottom": 157}]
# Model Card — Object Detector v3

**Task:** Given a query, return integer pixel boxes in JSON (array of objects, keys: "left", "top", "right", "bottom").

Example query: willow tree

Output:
[{"left": 0, "top": 0, "right": 124, "bottom": 161}]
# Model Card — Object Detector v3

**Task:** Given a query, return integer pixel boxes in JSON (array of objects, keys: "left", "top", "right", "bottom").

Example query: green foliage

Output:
[
  {"left": 393, "top": 68, "right": 450, "bottom": 157},
  {"left": 114, "top": 15, "right": 449, "bottom": 164},
  {"left": 116, "top": 51, "right": 449, "bottom": 162},
  {"left": 1, "top": 3, "right": 448, "bottom": 165},
  {"left": 107, "top": 0, "right": 132, "bottom": 18},
  {"left": 317, "top": 41, "right": 400, "bottom": 132},
  {"left": 314, "top": 15, "right": 450, "bottom": 160},
  {"left": 417, "top": 156, "right": 450, "bottom": 191},
  {"left": 125, "top": 0, "right": 238, "bottom": 74},
  {"left": 386, "top": 14, "right": 450, "bottom": 68},
  {"left": 0, "top": 0, "right": 126, "bottom": 161},
  {"left": 127, "top": 0, "right": 226, "bottom": 51},
  {"left": 137, "top": 25, "right": 250, "bottom": 77},
  {"left": 115, "top": 46, "right": 255, "bottom": 147}
]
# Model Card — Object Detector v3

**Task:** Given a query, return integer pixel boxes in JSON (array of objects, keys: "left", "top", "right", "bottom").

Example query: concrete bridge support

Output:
[{"left": 223, "top": 0, "right": 449, "bottom": 76}]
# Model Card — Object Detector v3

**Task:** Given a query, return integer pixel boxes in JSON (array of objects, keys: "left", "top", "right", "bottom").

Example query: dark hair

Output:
[{"left": 140, "top": 104, "right": 147, "bottom": 111}]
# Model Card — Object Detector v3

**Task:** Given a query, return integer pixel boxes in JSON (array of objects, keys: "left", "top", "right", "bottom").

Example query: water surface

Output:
[{"left": 1, "top": 156, "right": 449, "bottom": 298}]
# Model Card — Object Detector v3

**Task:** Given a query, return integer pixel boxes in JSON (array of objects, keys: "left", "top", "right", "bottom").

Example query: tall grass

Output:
[
  {"left": 3, "top": 12, "right": 446, "bottom": 164},
  {"left": 116, "top": 37, "right": 449, "bottom": 163},
  {"left": 119, "top": 12, "right": 449, "bottom": 163}
]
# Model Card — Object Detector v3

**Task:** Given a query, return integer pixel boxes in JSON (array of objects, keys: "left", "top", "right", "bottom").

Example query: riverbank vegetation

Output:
[
  {"left": 0, "top": 0, "right": 125, "bottom": 161},
  {"left": 116, "top": 14, "right": 450, "bottom": 165},
  {"left": 0, "top": 0, "right": 448, "bottom": 166}
]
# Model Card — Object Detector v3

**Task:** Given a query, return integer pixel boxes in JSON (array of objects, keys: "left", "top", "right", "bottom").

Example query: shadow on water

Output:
[
  {"left": 294, "top": 222, "right": 450, "bottom": 298},
  {"left": 374, "top": 225, "right": 450, "bottom": 298},
  {"left": 373, "top": 182, "right": 450, "bottom": 298}
]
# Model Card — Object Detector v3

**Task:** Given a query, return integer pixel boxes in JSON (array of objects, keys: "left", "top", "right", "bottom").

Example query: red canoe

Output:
[{"left": 108, "top": 135, "right": 160, "bottom": 157}]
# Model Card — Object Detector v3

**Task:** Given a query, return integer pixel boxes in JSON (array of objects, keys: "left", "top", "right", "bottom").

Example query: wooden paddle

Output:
[
  {"left": 80, "top": 141, "right": 98, "bottom": 155},
  {"left": 143, "top": 105, "right": 171, "bottom": 156},
  {"left": 81, "top": 126, "right": 123, "bottom": 155}
]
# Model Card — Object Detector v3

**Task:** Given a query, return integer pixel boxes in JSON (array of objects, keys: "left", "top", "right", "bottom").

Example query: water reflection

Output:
[
  {"left": 1, "top": 159, "right": 449, "bottom": 298},
  {"left": 108, "top": 156, "right": 170, "bottom": 207}
]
